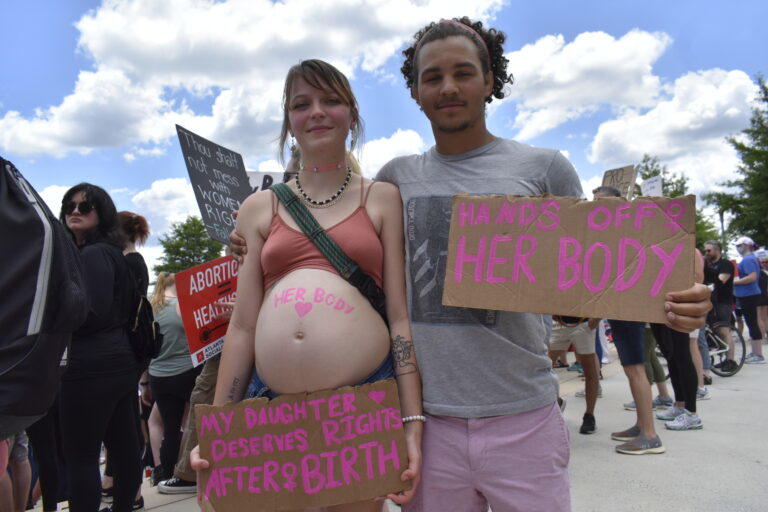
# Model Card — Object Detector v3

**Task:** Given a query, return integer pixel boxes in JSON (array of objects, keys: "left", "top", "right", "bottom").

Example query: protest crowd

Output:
[{"left": 1, "top": 14, "right": 765, "bottom": 512}]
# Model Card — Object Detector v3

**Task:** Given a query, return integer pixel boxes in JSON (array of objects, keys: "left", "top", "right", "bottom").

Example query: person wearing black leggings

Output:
[
  {"left": 734, "top": 236, "right": 766, "bottom": 364},
  {"left": 148, "top": 273, "right": 201, "bottom": 489},
  {"left": 58, "top": 184, "right": 141, "bottom": 512},
  {"left": 650, "top": 324, "right": 701, "bottom": 430},
  {"left": 26, "top": 395, "right": 65, "bottom": 512}
]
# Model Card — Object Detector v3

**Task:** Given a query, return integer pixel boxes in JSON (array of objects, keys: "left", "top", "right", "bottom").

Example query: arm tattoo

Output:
[
  {"left": 227, "top": 377, "right": 241, "bottom": 402},
  {"left": 391, "top": 335, "right": 417, "bottom": 376}
]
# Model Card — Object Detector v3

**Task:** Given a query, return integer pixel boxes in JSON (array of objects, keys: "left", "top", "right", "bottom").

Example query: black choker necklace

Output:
[{"left": 295, "top": 167, "right": 352, "bottom": 209}]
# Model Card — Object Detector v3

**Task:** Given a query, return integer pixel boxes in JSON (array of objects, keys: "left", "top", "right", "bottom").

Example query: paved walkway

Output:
[{"left": 41, "top": 345, "right": 768, "bottom": 511}]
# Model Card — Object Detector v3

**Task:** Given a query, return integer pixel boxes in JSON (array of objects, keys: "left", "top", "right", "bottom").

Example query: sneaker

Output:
[
  {"left": 665, "top": 411, "right": 703, "bottom": 431},
  {"left": 567, "top": 362, "right": 583, "bottom": 372},
  {"left": 745, "top": 354, "right": 766, "bottom": 364},
  {"left": 100, "top": 497, "right": 144, "bottom": 512},
  {"left": 150, "top": 465, "right": 166, "bottom": 487},
  {"left": 697, "top": 387, "right": 711, "bottom": 400},
  {"left": 610, "top": 425, "right": 640, "bottom": 442},
  {"left": 623, "top": 395, "right": 672, "bottom": 411},
  {"left": 615, "top": 433, "right": 665, "bottom": 455},
  {"left": 575, "top": 386, "right": 602, "bottom": 398},
  {"left": 703, "top": 375, "right": 713, "bottom": 386},
  {"left": 159, "top": 476, "right": 197, "bottom": 495},
  {"left": 579, "top": 413, "right": 596, "bottom": 435},
  {"left": 557, "top": 396, "right": 566, "bottom": 412},
  {"left": 656, "top": 405, "right": 686, "bottom": 421}
]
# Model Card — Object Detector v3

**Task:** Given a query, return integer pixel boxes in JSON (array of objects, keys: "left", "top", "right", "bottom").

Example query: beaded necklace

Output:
[{"left": 295, "top": 166, "right": 352, "bottom": 209}]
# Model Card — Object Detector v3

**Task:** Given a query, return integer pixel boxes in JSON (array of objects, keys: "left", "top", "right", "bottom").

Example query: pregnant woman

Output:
[{"left": 193, "top": 59, "right": 422, "bottom": 511}]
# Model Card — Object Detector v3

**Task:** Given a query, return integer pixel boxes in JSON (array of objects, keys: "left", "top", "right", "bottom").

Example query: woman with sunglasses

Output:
[
  {"left": 58, "top": 184, "right": 142, "bottom": 512},
  {"left": 191, "top": 60, "right": 423, "bottom": 511}
]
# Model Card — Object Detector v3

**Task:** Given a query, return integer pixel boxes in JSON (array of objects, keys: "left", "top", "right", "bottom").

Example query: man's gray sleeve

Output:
[{"left": 546, "top": 151, "right": 583, "bottom": 198}]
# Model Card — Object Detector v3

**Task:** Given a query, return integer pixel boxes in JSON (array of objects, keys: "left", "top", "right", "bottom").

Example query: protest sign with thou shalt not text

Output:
[{"left": 176, "top": 125, "right": 252, "bottom": 244}]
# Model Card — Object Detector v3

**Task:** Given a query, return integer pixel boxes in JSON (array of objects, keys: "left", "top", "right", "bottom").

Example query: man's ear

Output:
[{"left": 483, "top": 70, "right": 493, "bottom": 98}]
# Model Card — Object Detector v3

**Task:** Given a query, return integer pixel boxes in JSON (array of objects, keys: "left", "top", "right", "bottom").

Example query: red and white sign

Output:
[{"left": 175, "top": 255, "right": 238, "bottom": 366}]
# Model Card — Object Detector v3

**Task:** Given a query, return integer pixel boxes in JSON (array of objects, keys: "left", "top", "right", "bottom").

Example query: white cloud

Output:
[
  {"left": 502, "top": 30, "right": 671, "bottom": 140},
  {"left": 360, "top": 129, "right": 427, "bottom": 178},
  {"left": 588, "top": 69, "right": 757, "bottom": 194},
  {"left": 559, "top": 149, "right": 570, "bottom": 160},
  {"left": 1, "top": 0, "right": 502, "bottom": 160},
  {"left": 38, "top": 184, "right": 72, "bottom": 214},
  {"left": 131, "top": 177, "right": 198, "bottom": 236}
]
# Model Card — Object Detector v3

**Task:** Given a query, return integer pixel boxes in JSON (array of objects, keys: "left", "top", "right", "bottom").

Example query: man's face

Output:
[
  {"left": 704, "top": 244, "right": 720, "bottom": 262},
  {"left": 412, "top": 35, "right": 492, "bottom": 134}
]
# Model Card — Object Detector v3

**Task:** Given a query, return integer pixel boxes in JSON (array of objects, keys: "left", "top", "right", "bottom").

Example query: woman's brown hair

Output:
[{"left": 118, "top": 211, "right": 150, "bottom": 245}]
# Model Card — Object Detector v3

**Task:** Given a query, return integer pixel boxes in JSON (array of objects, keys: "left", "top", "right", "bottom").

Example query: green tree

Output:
[
  {"left": 635, "top": 154, "right": 719, "bottom": 248},
  {"left": 154, "top": 216, "right": 223, "bottom": 274},
  {"left": 712, "top": 75, "right": 768, "bottom": 244}
]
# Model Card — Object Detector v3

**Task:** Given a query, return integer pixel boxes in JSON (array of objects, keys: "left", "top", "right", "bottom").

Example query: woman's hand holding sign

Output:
[{"left": 663, "top": 249, "right": 711, "bottom": 333}]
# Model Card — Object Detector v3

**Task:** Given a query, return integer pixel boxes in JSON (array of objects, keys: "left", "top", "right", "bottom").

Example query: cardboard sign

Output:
[
  {"left": 176, "top": 125, "right": 252, "bottom": 244},
  {"left": 442, "top": 195, "right": 696, "bottom": 323},
  {"left": 602, "top": 165, "right": 637, "bottom": 199},
  {"left": 246, "top": 170, "right": 284, "bottom": 193},
  {"left": 641, "top": 176, "right": 663, "bottom": 197},
  {"left": 175, "top": 255, "right": 238, "bottom": 366},
  {"left": 195, "top": 379, "right": 409, "bottom": 511}
]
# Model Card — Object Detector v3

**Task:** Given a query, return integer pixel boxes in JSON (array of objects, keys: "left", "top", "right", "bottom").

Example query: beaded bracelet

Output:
[{"left": 402, "top": 415, "right": 426, "bottom": 423}]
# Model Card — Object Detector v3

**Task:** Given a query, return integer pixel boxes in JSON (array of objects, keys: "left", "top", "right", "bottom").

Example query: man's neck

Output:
[{"left": 433, "top": 123, "right": 496, "bottom": 155}]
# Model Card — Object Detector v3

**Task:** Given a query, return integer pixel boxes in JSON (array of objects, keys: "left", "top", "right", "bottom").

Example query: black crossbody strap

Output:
[{"left": 271, "top": 183, "right": 388, "bottom": 323}]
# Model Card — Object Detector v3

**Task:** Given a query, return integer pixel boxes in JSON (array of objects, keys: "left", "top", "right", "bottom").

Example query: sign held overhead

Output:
[{"left": 176, "top": 125, "right": 253, "bottom": 244}]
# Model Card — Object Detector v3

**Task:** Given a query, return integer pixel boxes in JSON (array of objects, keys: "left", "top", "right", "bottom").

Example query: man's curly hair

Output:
[{"left": 401, "top": 17, "right": 513, "bottom": 103}]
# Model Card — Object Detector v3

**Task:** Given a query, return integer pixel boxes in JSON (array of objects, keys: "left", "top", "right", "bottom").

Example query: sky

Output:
[{"left": 2, "top": 0, "right": 766, "bottom": 272}]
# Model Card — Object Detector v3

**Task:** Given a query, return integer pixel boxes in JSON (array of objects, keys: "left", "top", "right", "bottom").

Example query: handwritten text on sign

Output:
[
  {"left": 196, "top": 379, "right": 408, "bottom": 512},
  {"left": 442, "top": 195, "right": 696, "bottom": 323},
  {"left": 176, "top": 125, "right": 252, "bottom": 244}
]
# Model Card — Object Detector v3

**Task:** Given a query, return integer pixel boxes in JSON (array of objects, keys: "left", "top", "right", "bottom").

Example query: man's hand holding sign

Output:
[{"left": 443, "top": 194, "right": 710, "bottom": 331}]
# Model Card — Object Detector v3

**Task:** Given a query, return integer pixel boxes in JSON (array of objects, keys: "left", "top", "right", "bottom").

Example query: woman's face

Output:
[
  {"left": 287, "top": 75, "right": 353, "bottom": 157},
  {"left": 64, "top": 191, "right": 99, "bottom": 237}
]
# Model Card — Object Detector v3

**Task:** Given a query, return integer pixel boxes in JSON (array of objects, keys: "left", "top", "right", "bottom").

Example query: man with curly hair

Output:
[{"left": 375, "top": 17, "right": 712, "bottom": 511}]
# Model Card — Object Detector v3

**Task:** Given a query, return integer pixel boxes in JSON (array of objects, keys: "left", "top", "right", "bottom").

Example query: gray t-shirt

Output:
[
  {"left": 149, "top": 298, "right": 194, "bottom": 377},
  {"left": 376, "top": 137, "right": 583, "bottom": 417}
]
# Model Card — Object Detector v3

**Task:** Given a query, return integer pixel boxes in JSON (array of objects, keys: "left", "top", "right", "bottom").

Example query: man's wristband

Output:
[{"left": 402, "top": 415, "right": 426, "bottom": 423}]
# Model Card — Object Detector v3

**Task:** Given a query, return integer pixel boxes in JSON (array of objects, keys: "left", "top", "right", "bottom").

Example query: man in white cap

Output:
[{"left": 734, "top": 236, "right": 766, "bottom": 364}]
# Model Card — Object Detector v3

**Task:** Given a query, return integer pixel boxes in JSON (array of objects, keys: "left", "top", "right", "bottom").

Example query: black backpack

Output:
[
  {"left": 0, "top": 157, "right": 89, "bottom": 437},
  {"left": 125, "top": 266, "right": 162, "bottom": 367}
]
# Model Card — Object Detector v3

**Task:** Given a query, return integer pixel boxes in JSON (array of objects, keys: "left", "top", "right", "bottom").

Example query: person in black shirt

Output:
[
  {"left": 118, "top": 212, "right": 150, "bottom": 296},
  {"left": 59, "top": 184, "right": 142, "bottom": 512},
  {"left": 703, "top": 241, "right": 736, "bottom": 368}
]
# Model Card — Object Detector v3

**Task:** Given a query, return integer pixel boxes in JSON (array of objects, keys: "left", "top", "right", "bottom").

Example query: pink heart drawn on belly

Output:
[
  {"left": 367, "top": 390, "right": 386, "bottom": 404},
  {"left": 295, "top": 302, "right": 313, "bottom": 318}
]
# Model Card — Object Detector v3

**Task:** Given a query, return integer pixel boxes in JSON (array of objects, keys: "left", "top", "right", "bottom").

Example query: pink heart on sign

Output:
[
  {"left": 368, "top": 390, "right": 386, "bottom": 404},
  {"left": 294, "top": 302, "right": 313, "bottom": 318}
]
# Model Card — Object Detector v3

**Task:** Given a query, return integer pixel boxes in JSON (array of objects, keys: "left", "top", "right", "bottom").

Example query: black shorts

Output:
[{"left": 707, "top": 302, "right": 732, "bottom": 329}]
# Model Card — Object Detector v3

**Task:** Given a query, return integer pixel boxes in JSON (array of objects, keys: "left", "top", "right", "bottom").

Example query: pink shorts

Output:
[{"left": 404, "top": 403, "right": 571, "bottom": 512}]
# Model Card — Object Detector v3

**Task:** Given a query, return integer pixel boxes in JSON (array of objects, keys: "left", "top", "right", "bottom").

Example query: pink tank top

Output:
[{"left": 260, "top": 182, "right": 384, "bottom": 290}]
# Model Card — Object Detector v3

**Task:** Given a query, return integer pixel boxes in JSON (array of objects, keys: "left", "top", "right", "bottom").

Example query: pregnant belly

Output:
[{"left": 254, "top": 269, "right": 390, "bottom": 394}]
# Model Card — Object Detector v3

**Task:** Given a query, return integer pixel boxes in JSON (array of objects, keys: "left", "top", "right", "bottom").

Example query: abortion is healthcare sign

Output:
[
  {"left": 195, "top": 379, "right": 409, "bottom": 511},
  {"left": 442, "top": 195, "right": 696, "bottom": 323},
  {"left": 175, "top": 255, "right": 238, "bottom": 366}
]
